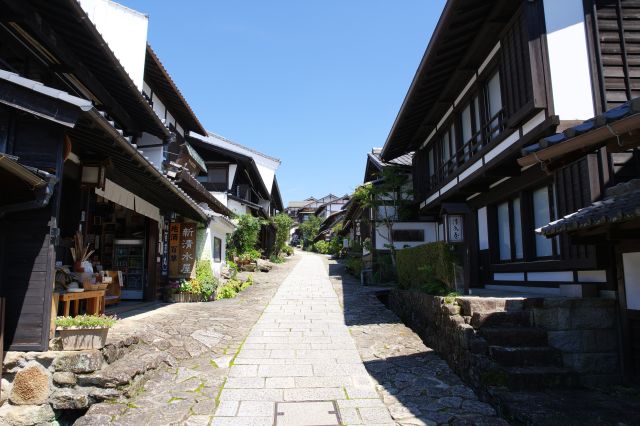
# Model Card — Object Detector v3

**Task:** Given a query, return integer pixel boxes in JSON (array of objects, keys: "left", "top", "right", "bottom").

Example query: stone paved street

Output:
[{"left": 78, "top": 252, "right": 506, "bottom": 425}]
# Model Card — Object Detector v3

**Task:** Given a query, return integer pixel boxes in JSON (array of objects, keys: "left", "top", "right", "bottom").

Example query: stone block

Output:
[
  {"left": 562, "top": 352, "right": 619, "bottom": 374},
  {"left": 0, "top": 403, "right": 55, "bottom": 426},
  {"left": 52, "top": 371, "right": 77, "bottom": 387},
  {"left": 569, "top": 307, "right": 616, "bottom": 330},
  {"left": 547, "top": 330, "right": 617, "bottom": 353},
  {"left": 532, "top": 308, "right": 571, "bottom": 330},
  {"left": 53, "top": 350, "right": 103, "bottom": 373},
  {"left": 0, "top": 379, "right": 12, "bottom": 405},
  {"left": 49, "top": 388, "right": 90, "bottom": 410},
  {"left": 9, "top": 362, "right": 51, "bottom": 406}
]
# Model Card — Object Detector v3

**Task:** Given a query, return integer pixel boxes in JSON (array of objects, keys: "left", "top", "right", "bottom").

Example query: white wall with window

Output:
[
  {"left": 492, "top": 185, "right": 555, "bottom": 263},
  {"left": 198, "top": 217, "right": 235, "bottom": 278},
  {"left": 375, "top": 222, "right": 438, "bottom": 250}
]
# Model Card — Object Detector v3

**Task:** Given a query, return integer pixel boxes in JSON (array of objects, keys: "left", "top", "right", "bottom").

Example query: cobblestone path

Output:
[
  {"left": 325, "top": 257, "right": 507, "bottom": 426},
  {"left": 79, "top": 252, "right": 506, "bottom": 425}
]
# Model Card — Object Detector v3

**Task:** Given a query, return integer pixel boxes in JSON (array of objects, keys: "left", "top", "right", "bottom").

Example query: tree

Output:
[
  {"left": 298, "top": 215, "right": 323, "bottom": 247},
  {"left": 230, "top": 214, "right": 262, "bottom": 254},
  {"left": 352, "top": 166, "right": 412, "bottom": 267},
  {"left": 272, "top": 213, "right": 294, "bottom": 256}
]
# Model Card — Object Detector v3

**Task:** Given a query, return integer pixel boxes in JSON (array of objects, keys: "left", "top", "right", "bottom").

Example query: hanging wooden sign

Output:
[
  {"left": 179, "top": 223, "right": 197, "bottom": 278},
  {"left": 168, "top": 222, "right": 181, "bottom": 277}
]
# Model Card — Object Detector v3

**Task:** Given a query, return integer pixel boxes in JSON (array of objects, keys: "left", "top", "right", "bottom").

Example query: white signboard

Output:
[{"left": 447, "top": 215, "right": 464, "bottom": 243}]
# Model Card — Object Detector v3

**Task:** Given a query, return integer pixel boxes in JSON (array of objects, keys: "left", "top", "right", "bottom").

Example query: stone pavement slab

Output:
[{"left": 212, "top": 252, "right": 396, "bottom": 425}]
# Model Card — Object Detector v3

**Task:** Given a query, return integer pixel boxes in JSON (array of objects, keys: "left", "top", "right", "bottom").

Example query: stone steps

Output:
[
  {"left": 470, "top": 311, "right": 531, "bottom": 329},
  {"left": 489, "top": 346, "right": 562, "bottom": 367},
  {"left": 479, "top": 327, "right": 548, "bottom": 347},
  {"left": 499, "top": 366, "right": 580, "bottom": 391}
]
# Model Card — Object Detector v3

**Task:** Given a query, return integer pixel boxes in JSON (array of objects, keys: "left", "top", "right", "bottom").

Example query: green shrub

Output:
[
  {"left": 269, "top": 254, "right": 284, "bottom": 264},
  {"left": 56, "top": 314, "right": 117, "bottom": 329},
  {"left": 345, "top": 256, "right": 363, "bottom": 277},
  {"left": 273, "top": 213, "right": 294, "bottom": 256},
  {"left": 396, "top": 241, "right": 458, "bottom": 290},
  {"left": 282, "top": 245, "right": 294, "bottom": 256},
  {"left": 299, "top": 215, "right": 322, "bottom": 245},
  {"left": 313, "top": 240, "right": 330, "bottom": 254},
  {"left": 195, "top": 260, "right": 218, "bottom": 301},
  {"left": 230, "top": 214, "right": 262, "bottom": 254},
  {"left": 238, "top": 249, "right": 261, "bottom": 263},
  {"left": 216, "top": 285, "right": 237, "bottom": 299}
]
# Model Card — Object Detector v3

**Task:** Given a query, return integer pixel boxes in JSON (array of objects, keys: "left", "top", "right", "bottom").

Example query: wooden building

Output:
[
  {"left": 188, "top": 132, "right": 284, "bottom": 255},
  {"left": 519, "top": 99, "right": 640, "bottom": 382},
  {"left": 380, "top": 0, "right": 640, "bottom": 297},
  {"left": 0, "top": 0, "right": 209, "bottom": 351}
]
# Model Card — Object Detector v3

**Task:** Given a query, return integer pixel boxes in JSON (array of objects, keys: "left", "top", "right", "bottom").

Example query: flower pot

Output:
[
  {"left": 73, "top": 261, "right": 85, "bottom": 273},
  {"left": 57, "top": 327, "right": 109, "bottom": 350}
]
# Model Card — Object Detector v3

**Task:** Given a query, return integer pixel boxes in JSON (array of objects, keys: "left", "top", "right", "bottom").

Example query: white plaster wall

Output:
[
  {"left": 79, "top": 0, "right": 148, "bottom": 91},
  {"left": 375, "top": 222, "right": 438, "bottom": 250},
  {"left": 152, "top": 94, "right": 167, "bottom": 121},
  {"left": 140, "top": 146, "right": 163, "bottom": 171},
  {"left": 212, "top": 192, "right": 228, "bottom": 206},
  {"left": 137, "top": 132, "right": 162, "bottom": 147},
  {"left": 256, "top": 163, "right": 276, "bottom": 195},
  {"left": 227, "top": 198, "right": 248, "bottom": 215},
  {"left": 543, "top": 0, "right": 594, "bottom": 120},
  {"left": 228, "top": 164, "right": 238, "bottom": 190}
]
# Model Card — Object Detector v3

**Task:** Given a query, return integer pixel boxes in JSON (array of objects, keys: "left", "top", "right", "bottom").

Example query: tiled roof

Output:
[
  {"left": 538, "top": 179, "right": 640, "bottom": 237},
  {"left": 369, "top": 148, "right": 414, "bottom": 169},
  {"left": 183, "top": 142, "right": 207, "bottom": 173},
  {"left": 521, "top": 99, "right": 640, "bottom": 158}
]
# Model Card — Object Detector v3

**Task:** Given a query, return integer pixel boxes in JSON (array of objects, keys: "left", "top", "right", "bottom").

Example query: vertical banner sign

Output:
[
  {"left": 447, "top": 215, "right": 464, "bottom": 243},
  {"left": 161, "top": 218, "right": 170, "bottom": 276},
  {"left": 169, "top": 223, "right": 181, "bottom": 277},
  {"left": 180, "top": 223, "right": 197, "bottom": 278}
]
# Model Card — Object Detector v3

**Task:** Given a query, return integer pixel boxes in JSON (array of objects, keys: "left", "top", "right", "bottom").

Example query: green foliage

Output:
[
  {"left": 327, "top": 227, "right": 344, "bottom": 257},
  {"left": 396, "top": 241, "right": 458, "bottom": 290},
  {"left": 194, "top": 260, "right": 218, "bottom": 301},
  {"left": 269, "top": 254, "right": 285, "bottom": 264},
  {"left": 282, "top": 245, "right": 294, "bottom": 256},
  {"left": 216, "top": 285, "right": 237, "bottom": 299},
  {"left": 216, "top": 275, "right": 253, "bottom": 299},
  {"left": 230, "top": 214, "right": 262, "bottom": 254},
  {"left": 272, "top": 213, "right": 294, "bottom": 256},
  {"left": 299, "top": 215, "right": 323, "bottom": 245},
  {"left": 56, "top": 314, "right": 117, "bottom": 329},
  {"left": 238, "top": 248, "right": 261, "bottom": 263},
  {"left": 345, "top": 256, "right": 364, "bottom": 277},
  {"left": 313, "top": 240, "right": 330, "bottom": 254}
]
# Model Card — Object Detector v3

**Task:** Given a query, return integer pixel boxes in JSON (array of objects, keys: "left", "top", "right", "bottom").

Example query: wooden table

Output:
[{"left": 57, "top": 290, "right": 106, "bottom": 317}]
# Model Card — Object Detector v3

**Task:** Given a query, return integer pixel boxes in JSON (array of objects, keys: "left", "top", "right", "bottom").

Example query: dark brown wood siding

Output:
[
  {"left": 0, "top": 109, "right": 63, "bottom": 352},
  {"left": 586, "top": 0, "right": 640, "bottom": 112},
  {"left": 555, "top": 158, "right": 597, "bottom": 262},
  {"left": 0, "top": 208, "right": 55, "bottom": 351},
  {"left": 412, "top": 149, "right": 429, "bottom": 203}
]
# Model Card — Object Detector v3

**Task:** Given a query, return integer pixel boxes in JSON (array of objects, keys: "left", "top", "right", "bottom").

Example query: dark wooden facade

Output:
[
  {"left": 383, "top": 0, "right": 640, "bottom": 296},
  {"left": 0, "top": 107, "right": 65, "bottom": 351}
]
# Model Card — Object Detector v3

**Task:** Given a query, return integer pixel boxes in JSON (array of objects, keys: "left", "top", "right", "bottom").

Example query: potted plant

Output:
[
  {"left": 55, "top": 314, "right": 117, "bottom": 350},
  {"left": 70, "top": 231, "right": 94, "bottom": 273}
]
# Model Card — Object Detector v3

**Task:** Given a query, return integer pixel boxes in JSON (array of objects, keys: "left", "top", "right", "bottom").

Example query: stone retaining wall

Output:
[
  {"left": 387, "top": 290, "right": 621, "bottom": 393},
  {"left": 0, "top": 335, "right": 173, "bottom": 425}
]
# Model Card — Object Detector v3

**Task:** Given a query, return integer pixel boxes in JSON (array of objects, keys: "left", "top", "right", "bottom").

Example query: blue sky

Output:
[{"left": 119, "top": 0, "right": 445, "bottom": 204}]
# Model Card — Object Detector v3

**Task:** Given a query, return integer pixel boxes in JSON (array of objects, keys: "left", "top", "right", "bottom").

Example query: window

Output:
[
  {"left": 486, "top": 72, "right": 503, "bottom": 139},
  {"left": 533, "top": 187, "right": 553, "bottom": 257},
  {"left": 213, "top": 237, "right": 222, "bottom": 262},
  {"left": 208, "top": 166, "right": 227, "bottom": 184},
  {"left": 392, "top": 229, "right": 425, "bottom": 242},
  {"left": 428, "top": 148, "right": 435, "bottom": 179},
  {"left": 497, "top": 197, "right": 523, "bottom": 261},
  {"left": 441, "top": 123, "right": 457, "bottom": 173}
]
